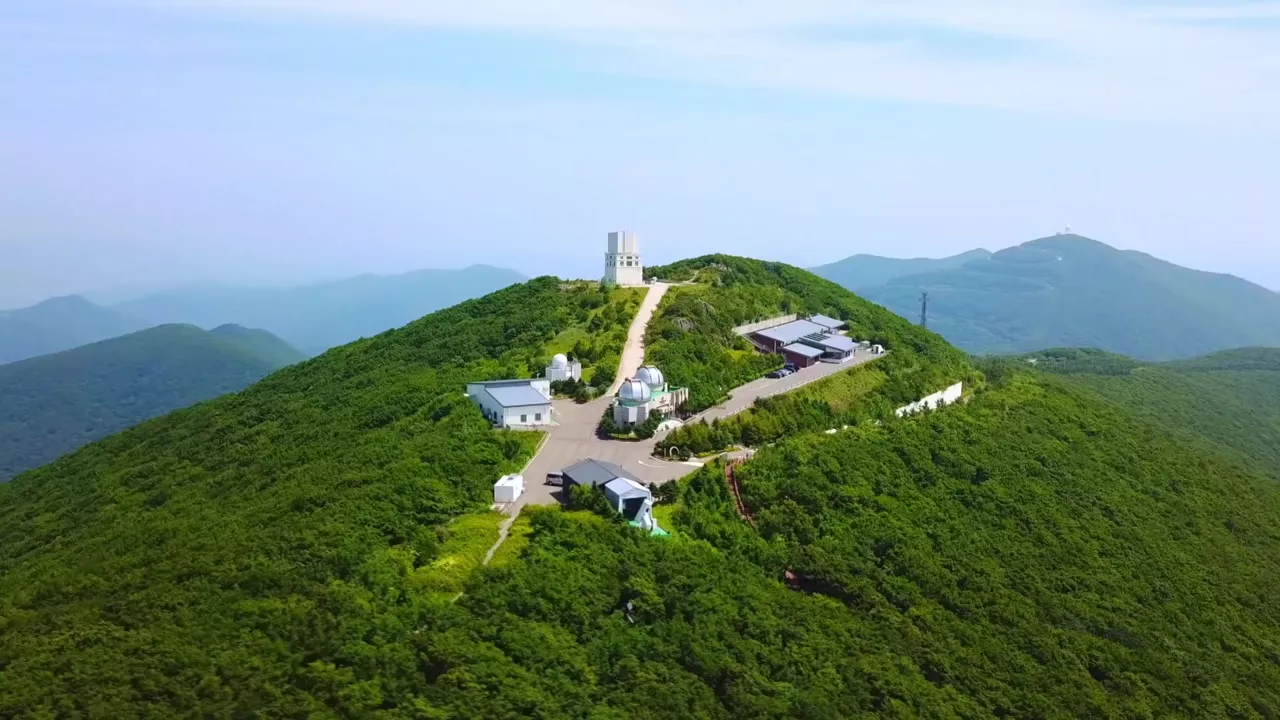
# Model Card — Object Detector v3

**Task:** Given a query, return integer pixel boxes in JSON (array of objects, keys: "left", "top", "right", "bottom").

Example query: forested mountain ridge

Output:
[
  {"left": 818, "top": 234, "right": 1280, "bottom": 360},
  {"left": 0, "top": 295, "right": 144, "bottom": 365},
  {"left": 1013, "top": 346, "right": 1280, "bottom": 477},
  {"left": 0, "top": 324, "right": 305, "bottom": 482},
  {"left": 0, "top": 278, "right": 643, "bottom": 715}
]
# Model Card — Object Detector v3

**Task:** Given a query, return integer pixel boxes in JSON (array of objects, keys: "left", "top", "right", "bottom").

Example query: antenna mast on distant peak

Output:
[{"left": 920, "top": 292, "right": 929, "bottom": 329}]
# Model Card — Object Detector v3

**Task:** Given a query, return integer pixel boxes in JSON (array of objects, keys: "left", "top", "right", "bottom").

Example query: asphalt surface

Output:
[
  {"left": 607, "top": 282, "right": 669, "bottom": 395},
  {"left": 687, "top": 349, "right": 882, "bottom": 425}
]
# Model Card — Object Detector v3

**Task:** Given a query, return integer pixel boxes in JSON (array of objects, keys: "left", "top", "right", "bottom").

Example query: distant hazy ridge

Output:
[{"left": 814, "top": 235, "right": 1280, "bottom": 360}]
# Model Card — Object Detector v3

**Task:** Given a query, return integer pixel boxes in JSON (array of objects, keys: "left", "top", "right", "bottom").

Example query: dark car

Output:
[
  {"left": 783, "top": 362, "right": 798, "bottom": 373},
  {"left": 766, "top": 369, "right": 785, "bottom": 379}
]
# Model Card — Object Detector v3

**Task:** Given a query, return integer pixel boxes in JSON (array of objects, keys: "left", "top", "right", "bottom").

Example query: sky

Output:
[{"left": 2, "top": 0, "right": 1278, "bottom": 308}]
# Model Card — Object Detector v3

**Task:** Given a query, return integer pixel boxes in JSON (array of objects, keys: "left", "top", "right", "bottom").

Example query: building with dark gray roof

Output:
[
  {"left": 560, "top": 458, "right": 657, "bottom": 530},
  {"left": 561, "top": 458, "right": 638, "bottom": 488}
]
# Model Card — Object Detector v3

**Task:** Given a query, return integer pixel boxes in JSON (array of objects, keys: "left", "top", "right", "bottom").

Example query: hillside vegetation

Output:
[
  {"left": 5, "top": 259, "right": 1280, "bottom": 717},
  {"left": 0, "top": 295, "right": 144, "bottom": 365},
  {"left": 1015, "top": 346, "right": 1280, "bottom": 476},
  {"left": 820, "top": 235, "right": 1280, "bottom": 360},
  {"left": 0, "top": 324, "right": 304, "bottom": 482},
  {"left": 344, "top": 368, "right": 1280, "bottom": 717},
  {"left": 646, "top": 255, "right": 970, "bottom": 412},
  {"left": 0, "top": 278, "right": 639, "bottom": 715}
]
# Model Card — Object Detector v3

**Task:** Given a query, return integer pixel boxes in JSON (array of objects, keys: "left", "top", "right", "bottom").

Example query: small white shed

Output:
[{"left": 494, "top": 474, "right": 524, "bottom": 504}]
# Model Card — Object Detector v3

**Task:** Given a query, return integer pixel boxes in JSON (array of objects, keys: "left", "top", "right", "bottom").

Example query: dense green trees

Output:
[
  {"left": 0, "top": 278, "right": 640, "bottom": 716},
  {"left": 5, "top": 257, "right": 1280, "bottom": 717},
  {"left": 1012, "top": 346, "right": 1280, "bottom": 477},
  {"left": 394, "top": 369, "right": 1280, "bottom": 718},
  {"left": 0, "top": 324, "right": 304, "bottom": 482}
]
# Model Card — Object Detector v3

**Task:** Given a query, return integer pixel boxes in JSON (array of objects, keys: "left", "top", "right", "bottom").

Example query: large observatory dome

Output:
[
  {"left": 635, "top": 366, "right": 665, "bottom": 389},
  {"left": 551, "top": 353, "right": 569, "bottom": 369},
  {"left": 618, "top": 379, "right": 653, "bottom": 406}
]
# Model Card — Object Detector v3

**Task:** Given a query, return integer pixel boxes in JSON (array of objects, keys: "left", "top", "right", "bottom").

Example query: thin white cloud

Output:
[{"left": 93, "top": 0, "right": 1280, "bottom": 128}]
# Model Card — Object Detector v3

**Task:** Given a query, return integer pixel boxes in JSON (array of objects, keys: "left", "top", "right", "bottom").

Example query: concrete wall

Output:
[
  {"left": 733, "top": 314, "right": 798, "bottom": 336},
  {"left": 501, "top": 403, "right": 551, "bottom": 427},
  {"left": 895, "top": 382, "right": 964, "bottom": 417}
]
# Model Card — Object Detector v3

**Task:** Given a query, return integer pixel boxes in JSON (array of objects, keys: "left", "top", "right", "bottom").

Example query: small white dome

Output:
[
  {"left": 635, "top": 366, "right": 665, "bottom": 388},
  {"left": 618, "top": 379, "right": 652, "bottom": 406},
  {"left": 551, "top": 353, "right": 569, "bottom": 369}
]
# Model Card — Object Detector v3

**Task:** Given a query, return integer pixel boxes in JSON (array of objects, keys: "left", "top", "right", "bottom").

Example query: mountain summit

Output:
[{"left": 816, "top": 235, "right": 1280, "bottom": 360}]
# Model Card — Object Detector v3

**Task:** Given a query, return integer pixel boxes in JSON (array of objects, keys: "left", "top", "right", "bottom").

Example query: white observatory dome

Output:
[
  {"left": 618, "top": 379, "right": 653, "bottom": 406},
  {"left": 551, "top": 353, "right": 569, "bottom": 369},
  {"left": 635, "top": 366, "right": 665, "bottom": 389}
]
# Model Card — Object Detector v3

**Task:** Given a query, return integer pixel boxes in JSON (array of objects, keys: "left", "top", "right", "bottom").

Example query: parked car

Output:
[
  {"left": 766, "top": 369, "right": 785, "bottom": 379},
  {"left": 546, "top": 471, "right": 565, "bottom": 486},
  {"left": 783, "top": 362, "right": 798, "bottom": 373}
]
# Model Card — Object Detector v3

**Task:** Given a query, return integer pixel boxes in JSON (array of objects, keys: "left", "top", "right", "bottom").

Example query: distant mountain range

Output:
[
  {"left": 0, "top": 295, "right": 145, "bottom": 365},
  {"left": 812, "top": 235, "right": 1280, "bottom": 360},
  {"left": 0, "top": 324, "right": 305, "bottom": 482},
  {"left": 0, "top": 265, "right": 527, "bottom": 364}
]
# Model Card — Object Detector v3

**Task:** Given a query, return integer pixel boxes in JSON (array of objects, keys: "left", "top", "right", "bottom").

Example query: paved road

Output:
[
  {"left": 685, "top": 349, "right": 882, "bottom": 426},
  {"left": 608, "top": 282, "right": 669, "bottom": 395}
]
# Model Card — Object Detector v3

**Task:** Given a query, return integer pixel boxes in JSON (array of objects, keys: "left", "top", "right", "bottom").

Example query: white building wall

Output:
[
  {"left": 895, "top": 382, "right": 964, "bottom": 417},
  {"left": 604, "top": 231, "right": 644, "bottom": 286},
  {"left": 502, "top": 404, "right": 552, "bottom": 427},
  {"left": 546, "top": 361, "right": 583, "bottom": 382}
]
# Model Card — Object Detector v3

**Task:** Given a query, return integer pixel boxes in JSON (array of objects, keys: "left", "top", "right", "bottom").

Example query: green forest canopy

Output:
[
  {"left": 0, "top": 278, "right": 640, "bottom": 715},
  {"left": 302, "top": 367, "right": 1280, "bottom": 718},
  {"left": 1010, "top": 346, "right": 1280, "bottom": 477},
  {"left": 0, "top": 323, "right": 305, "bottom": 482},
  {"left": 4, "top": 259, "right": 1280, "bottom": 717}
]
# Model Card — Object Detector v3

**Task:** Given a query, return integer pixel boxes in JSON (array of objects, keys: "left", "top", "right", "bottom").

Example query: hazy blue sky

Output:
[{"left": 2, "top": 0, "right": 1278, "bottom": 308}]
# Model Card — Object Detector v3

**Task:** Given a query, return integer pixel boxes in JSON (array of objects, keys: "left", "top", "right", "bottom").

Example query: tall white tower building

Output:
[{"left": 603, "top": 231, "right": 644, "bottom": 286}]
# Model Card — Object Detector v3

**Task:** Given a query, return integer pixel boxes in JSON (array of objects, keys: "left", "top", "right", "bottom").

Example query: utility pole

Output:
[{"left": 920, "top": 292, "right": 929, "bottom": 329}]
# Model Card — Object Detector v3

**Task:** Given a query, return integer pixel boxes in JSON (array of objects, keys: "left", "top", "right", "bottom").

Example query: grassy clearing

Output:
[
  {"left": 652, "top": 501, "right": 682, "bottom": 537},
  {"left": 408, "top": 511, "right": 505, "bottom": 602},
  {"left": 487, "top": 512, "right": 535, "bottom": 568}
]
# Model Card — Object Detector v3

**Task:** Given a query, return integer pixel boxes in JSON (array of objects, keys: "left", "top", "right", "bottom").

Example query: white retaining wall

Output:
[
  {"left": 733, "top": 314, "right": 799, "bottom": 336},
  {"left": 895, "top": 382, "right": 964, "bottom": 417}
]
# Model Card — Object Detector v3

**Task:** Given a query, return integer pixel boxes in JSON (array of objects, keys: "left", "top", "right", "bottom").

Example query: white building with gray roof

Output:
[{"left": 467, "top": 378, "right": 553, "bottom": 428}]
